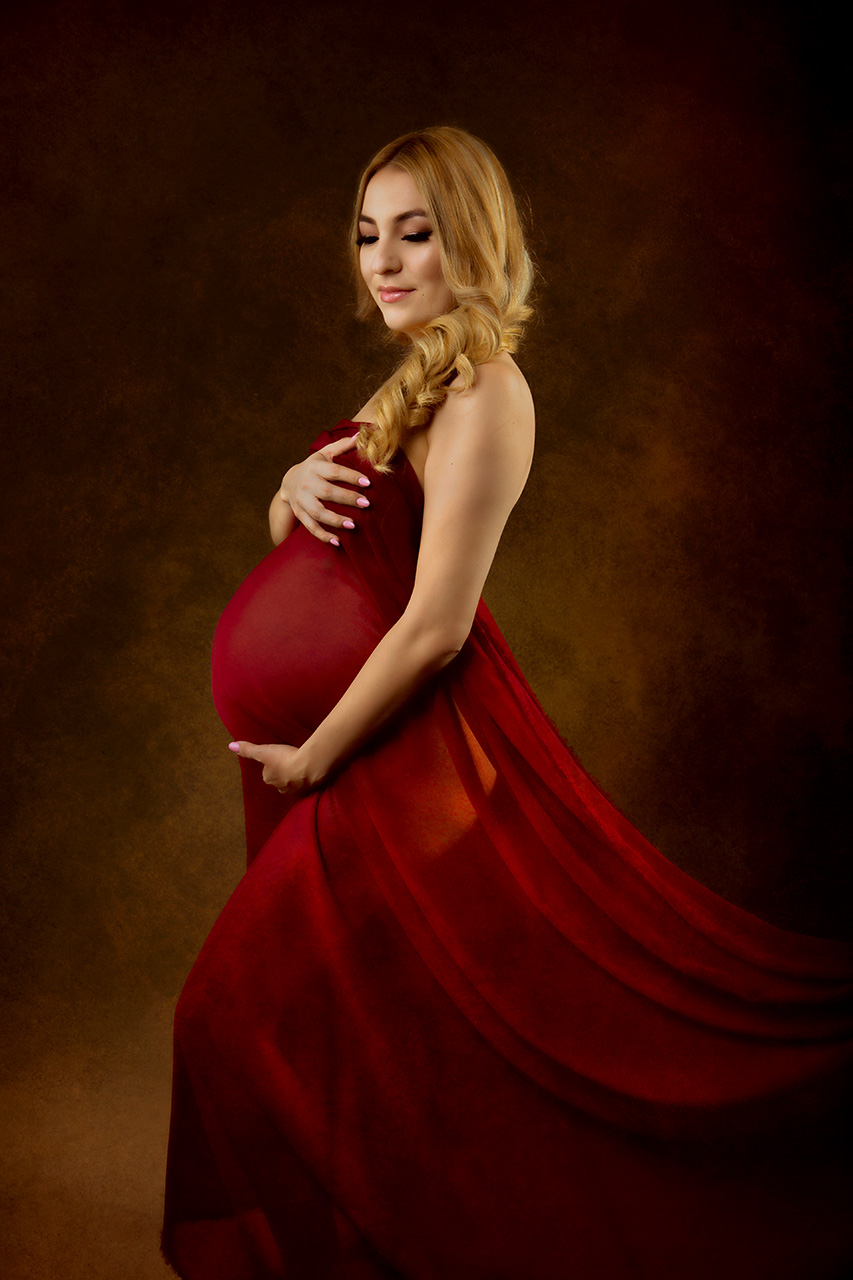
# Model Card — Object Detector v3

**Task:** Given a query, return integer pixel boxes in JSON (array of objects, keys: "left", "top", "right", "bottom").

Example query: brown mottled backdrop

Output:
[{"left": 1, "top": 0, "right": 849, "bottom": 1274}]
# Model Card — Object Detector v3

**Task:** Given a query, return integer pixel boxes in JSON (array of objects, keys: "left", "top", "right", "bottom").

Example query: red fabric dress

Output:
[{"left": 162, "top": 421, "right": 853, "bottom": 1280}]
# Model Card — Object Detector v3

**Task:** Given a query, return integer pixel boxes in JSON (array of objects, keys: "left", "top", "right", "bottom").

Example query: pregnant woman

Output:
[{"left": 162, "top": 127, "right": 853, "bottom": 1279}]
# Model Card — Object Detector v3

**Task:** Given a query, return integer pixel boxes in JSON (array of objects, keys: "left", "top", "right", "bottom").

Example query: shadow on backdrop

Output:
[{"left": 1, "top": 0, "right": 849, "bottom": 1276}]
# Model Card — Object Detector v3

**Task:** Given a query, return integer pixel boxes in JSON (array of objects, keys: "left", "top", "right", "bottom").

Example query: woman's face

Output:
[{"left": 358, "top": 164, "right": 455, "bottom": 336}]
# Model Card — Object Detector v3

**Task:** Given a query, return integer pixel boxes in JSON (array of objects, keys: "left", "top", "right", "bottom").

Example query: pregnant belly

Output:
[{"left": 211, "top": 527, "right": 386, "bottom": 745}]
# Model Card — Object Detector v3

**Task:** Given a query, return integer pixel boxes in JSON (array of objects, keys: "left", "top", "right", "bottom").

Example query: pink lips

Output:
[{"left": 378, "top": 288, "right": 414, "bottom": 303}]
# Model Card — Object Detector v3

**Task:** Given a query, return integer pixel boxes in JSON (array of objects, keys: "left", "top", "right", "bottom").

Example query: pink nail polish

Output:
[
  {"left": 356, "top": 497, "right": 370, "bottom": 508},
  {"left": 228, "top": 742, "right": 240, "bottom": 753},
  {"left": 343, "top": 519, "right": 355, "bottom": 529},
  {"left": 330, "top": 536, "right": 341, "bottom": 547},
  {"left": 358, "top": 476, "right": 371, "bottom": 487}
]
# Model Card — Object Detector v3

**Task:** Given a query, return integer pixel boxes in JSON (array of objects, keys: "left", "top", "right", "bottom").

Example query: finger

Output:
[
  {"left": 297, "top": 511, "right": 341, "bottom": 546},
  {"left": 310, "top": 478, "right": 371, "bottom": 509},
  {"left": 290, "top": 473, "right": 365, "bottom": 512},
  {"left": 292, "top": 500, "right": 353, "bottom": 532},
  {"left": 230, "top": 742, "right": 277, "bottom": 757},
  {"left": 262, "top": 767, "right": 289, "bottom": 791},
  {"left": 318, "top": 433, "right": 362, "bottom": 459},
  {"left": 308, "top": 505, "right": 357, "bottom": 531},
  {"left": 319, "top": 464, "right": 372, "bottom": 494}
]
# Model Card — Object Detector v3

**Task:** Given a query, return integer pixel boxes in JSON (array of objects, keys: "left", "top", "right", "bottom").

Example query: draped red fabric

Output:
[{"left": 162, "top": 421, "right": 853, "bottom": 1279}]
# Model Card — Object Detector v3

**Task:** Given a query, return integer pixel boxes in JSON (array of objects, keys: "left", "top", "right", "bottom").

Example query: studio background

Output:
[{"left": 1, "top": 1, "right": 849, "bottom": 1276}]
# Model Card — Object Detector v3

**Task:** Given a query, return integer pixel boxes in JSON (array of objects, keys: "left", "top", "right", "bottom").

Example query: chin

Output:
[
  {"left": 383, "top": 315, "right": 421, "bottom": 337},
  {"left": 375, "top": 302, "right": 443, "bottom": 338}
]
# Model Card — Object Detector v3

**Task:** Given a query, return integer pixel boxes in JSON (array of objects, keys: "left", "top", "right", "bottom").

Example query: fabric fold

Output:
[{"left": 163, "top": 418, "right": 853, "bottom": 1279}]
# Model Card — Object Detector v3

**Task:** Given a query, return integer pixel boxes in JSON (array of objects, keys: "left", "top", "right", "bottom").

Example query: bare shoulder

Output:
[
  {"left": 431, "top": 352, "right": 535, "bottom": 451},
  {"left": 422, "top": 354, "right": 535, "bottom": 508},
  {"left": 465, "top": 350, "right": 532, "bottom": 399}
]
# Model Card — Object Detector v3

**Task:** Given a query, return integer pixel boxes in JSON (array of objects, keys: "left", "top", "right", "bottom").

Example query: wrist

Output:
[
  {"left": 269, "top": 491, "right": 297, "bottom": 546},
  {"left": 280, "top": 465, "right": 300, "bottom": 509},
  {"left": 298, "top": 738, "right": 331, "bottom": 788}
]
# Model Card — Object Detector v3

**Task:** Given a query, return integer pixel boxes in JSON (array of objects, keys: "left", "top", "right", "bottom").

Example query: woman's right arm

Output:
[{"left": 269, "top": 432, "right": 372, "bottom": 546}]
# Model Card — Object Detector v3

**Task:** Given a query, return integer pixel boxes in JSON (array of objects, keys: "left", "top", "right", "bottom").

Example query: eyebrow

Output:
[{"left": 357, "top": 208, "right": 429, "bottom": 225}]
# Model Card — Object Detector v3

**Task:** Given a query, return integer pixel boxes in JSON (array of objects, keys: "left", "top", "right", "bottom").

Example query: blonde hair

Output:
[{"left": 348, "top": 125, "right": 536, "bottom": 472}]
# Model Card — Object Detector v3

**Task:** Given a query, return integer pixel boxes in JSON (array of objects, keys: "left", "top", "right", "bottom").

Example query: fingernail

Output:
[
  {"left": 342, "top": 519, "right": 355, "bottom": 529},
  {"left": 358, "top": 476, "right": 371, "bottom": 487},
  {"left": 356, "top": 497, "right": 370, "bottom": 508},
  {"left": 350, "top": 432, "right": 360, "bottom": 440},
  {"left": 228, "top": 742, "right": 240, "bottom": 753},
  {"left": 330, "top": 536, "right": 341, "bottom": 546}
]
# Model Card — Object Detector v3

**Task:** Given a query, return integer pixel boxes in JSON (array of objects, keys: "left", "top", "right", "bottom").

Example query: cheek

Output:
[{"left": 422, "top": 249, "right": 449, "bottom": 289}]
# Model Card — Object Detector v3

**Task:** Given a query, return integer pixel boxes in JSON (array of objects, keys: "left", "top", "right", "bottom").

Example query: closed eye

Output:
[{"left": 356, "top": 231, "right": 433, "bottom": 246}]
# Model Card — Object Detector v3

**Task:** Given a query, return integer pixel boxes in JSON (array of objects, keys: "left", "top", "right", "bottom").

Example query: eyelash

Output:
[{"left": 356, "top": 231, "right": 432, "bottom": 247}]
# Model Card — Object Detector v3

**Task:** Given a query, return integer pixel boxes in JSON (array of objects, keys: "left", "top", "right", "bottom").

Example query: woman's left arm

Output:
[{"left": 233, "top": 368, "right": 534, "bottom": 793}]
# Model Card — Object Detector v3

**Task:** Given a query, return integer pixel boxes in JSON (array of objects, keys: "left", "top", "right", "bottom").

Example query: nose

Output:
[{"left": 369, "top": 236, "right": 401, "bottom": 276}]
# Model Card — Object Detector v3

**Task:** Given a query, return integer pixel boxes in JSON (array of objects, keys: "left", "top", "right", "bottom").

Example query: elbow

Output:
[
  {"left": 438, "top": 623, "right": 470, "bottom": 666},
  {"left": 405, "top": 618, "right": 471, "bottom": 672},
  {"left": 432, "top": 640, "right": 464, "bottom": 672}
]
